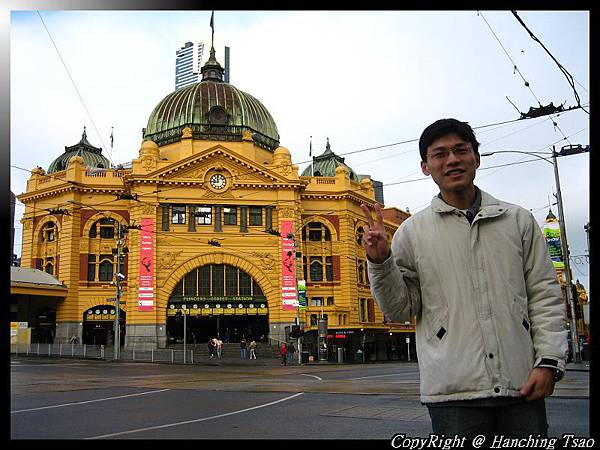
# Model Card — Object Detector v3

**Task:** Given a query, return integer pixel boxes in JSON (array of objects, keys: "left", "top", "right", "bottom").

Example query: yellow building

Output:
[{"left": 16, "top": 44, "right": 413, "bottom": 360}]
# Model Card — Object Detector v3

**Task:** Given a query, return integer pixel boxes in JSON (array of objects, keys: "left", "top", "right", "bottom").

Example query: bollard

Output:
[
  {"left": 83, "top": 344, "right": 86, "bottom": 358},
  {"left": 133, "top": 348, "right": 136, "bottom": 361},
  {"left": 48, "top": 343, "right": 51, "bottom": 356},
  {"left": 59, "top": 343, "right": 63, "bottom": 356},
  {"left": 72, "top": 343, "right": 74, "bottom": 357},
  {"left": 151, "top": 348, "right": 154, "bottom": 362},
  {"left": 101, "top": 345, "right": 104, "bottom": 359},
  {"left": 171, "top": 349, "right": 174, "bottom": 364},
  {"left": 37, "top": 343, "right": 40, "bottom": 356},
  {"left": 191, "top": 350, "right": 194, "bottom": 364},
  {"left": 27, "top": 344, "right": 30, "bottom": 356}
]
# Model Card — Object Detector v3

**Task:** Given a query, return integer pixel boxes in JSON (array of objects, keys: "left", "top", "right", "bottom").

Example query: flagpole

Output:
[
  {"left": 310, "top": 136, "right": 313, "bottom": 177},
  {"left": 210, "top": 10, "right": 215, "bottom": 48}
]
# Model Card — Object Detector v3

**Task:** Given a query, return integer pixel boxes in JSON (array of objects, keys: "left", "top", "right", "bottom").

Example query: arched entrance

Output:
[
  {"left": 166, "top": 264, "right": 269, "bottom": 344},
  {"left": 82, "top": 305, "right": 125, "bottom": 346}
]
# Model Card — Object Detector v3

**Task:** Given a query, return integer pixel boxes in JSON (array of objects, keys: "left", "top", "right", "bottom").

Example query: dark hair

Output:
[{"left": 419, "top": 118, "right": 480, "bottom": 162}]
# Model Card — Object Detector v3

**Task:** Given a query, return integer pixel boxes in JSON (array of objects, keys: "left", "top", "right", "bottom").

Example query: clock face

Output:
[{"left": 210, "top": 173, "right": 227, "bottom": 190}]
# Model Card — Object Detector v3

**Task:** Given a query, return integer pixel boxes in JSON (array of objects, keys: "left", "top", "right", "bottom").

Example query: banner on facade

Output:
[
  {"left": 138, "top": 217, "right": 155, "bottom": 311},
  {"left": 298, "top": 279, "right": 307, "bottom": 309},
  {"left": 281, "top": 220, "right": 297, "bottom": 311},
  {"left": 543, "top": 212, "right": 565, "bottom": 269}
]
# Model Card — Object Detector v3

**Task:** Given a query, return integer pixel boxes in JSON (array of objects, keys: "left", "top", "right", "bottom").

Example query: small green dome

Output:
[
  {"left": 301, "top": 138, "right": 359, "bottom": 181},
  {"left": 48, "top": 128, "right": 111, "bottom": 174},
  {"left": 144, "top": 47, "right": 279, "bottom": 152}
]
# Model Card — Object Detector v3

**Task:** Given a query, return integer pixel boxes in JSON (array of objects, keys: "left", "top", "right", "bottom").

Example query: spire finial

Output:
[{"left": 83, "top": 126, "right": 87, "bottom": 139}]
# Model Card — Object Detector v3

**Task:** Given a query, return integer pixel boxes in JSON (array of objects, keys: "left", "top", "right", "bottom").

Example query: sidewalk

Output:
[{"left": 566, "top": 361, "right": 590, "bottom": 372}]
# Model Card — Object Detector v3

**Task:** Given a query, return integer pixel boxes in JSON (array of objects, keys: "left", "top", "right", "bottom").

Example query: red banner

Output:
[
  {"left": 138, "top": 217, "right": 154, "bottom": 311},
  {"left": 281, "top": 220, "right": 297, "bottom": 311}
]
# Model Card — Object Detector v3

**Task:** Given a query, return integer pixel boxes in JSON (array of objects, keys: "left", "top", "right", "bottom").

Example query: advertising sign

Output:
[
  {"left": 543, "top": 213, "right": 565, "bottom": 269},
  {"left": 281, "top": 220, "right": 297, "bottom": 311},
  {"left": 138, "top": 217, "right": 155, "bottom": 311},
  {"left": 298, "top": 279, "right": 307, "bottom": 309}
]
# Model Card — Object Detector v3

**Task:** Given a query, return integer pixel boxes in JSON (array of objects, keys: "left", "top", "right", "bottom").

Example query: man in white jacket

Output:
[{"left": 362, "top": 118, "right": 567, "bottom": 439}]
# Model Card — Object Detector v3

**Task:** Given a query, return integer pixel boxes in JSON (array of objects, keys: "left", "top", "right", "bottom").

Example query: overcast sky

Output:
[{"left": 10, "top": 10, "right": 590, "bottom": 290}]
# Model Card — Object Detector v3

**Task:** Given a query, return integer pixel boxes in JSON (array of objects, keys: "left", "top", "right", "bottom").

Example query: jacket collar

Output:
[{"left": 432, "top": 186, "right": 507, "bottom": 219}]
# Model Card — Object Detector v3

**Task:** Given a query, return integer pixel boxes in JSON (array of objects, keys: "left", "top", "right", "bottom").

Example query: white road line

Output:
[
  {"left": 300, "top": 373, "right": 323, "bottom": 381},
  {"left": 85, "top": 392, "right": 305, "bottom": 439},
  {"left": 349, "top": 373, "right": 409, "bottom": 380},
  {"left": 11, "top": 389, "right": 171, "bottom": 414}
]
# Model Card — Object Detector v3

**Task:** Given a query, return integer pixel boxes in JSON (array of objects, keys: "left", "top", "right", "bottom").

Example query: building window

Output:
[
  {"left": 357, "top": 259, "right": 365, "bottom": 284},
  {"left": 303, "top": 256, "right": 307, "bottom": 282},
  {"left": 197, "top": 206, "right": 212, "bottom": 225},
  {"left": 325, "top": 256, "right": 333, "bottom": 281},
  {"left": 310, "top": 297, "right": 324, "bottom": 307},
  {"left": 212, "top": 264, "right": 225, "bottom": 296},
  {"left": 44, "top": 257, "right": 54, "bottom": 275},
  {"left": 98, "top": 256, "right": 114, "bottom": 282},
  {"left": 41, "top": 222, "right": 57, "bottom": 242},
  {"left": 198, "top": 266, "right": 210, "bottom": 295},
  {"left": 224, "top": 207, "right": 237, "bottom": 225},
  {"left": 359, "top": 298, "right": 367, "bottom": 322},
  {"left": 309, "top": 256, "right": 323, "bottom": 282},
  {"left": 249, "top": 207, "right": 262, "bottom": 226},
  {"left": 172, "top": 205, "right": 187, "bottom": 224},
  {"left": 87, "top": 255, "right": 96, "bottom": 281},
  {"left": 326, "top": 296, "right": 334, "bottom": 306},
  {"left": 226, "top": 265, "right": 238, "bottom": 296},
  {"left": 306, "top": 222, "right": 331, "bottom": 242},
  {"left": 239, "top": 271, "right": 251, "bottom": 295},
  {"left": 367, "top": 298, "right": 375, "bottom": 322},
  {"left": 99, "top": 218, "right": 116, "bottom": 238},
  {"left": 356, "top": 226, "right": 364, "bottom": 246},
  {"left": 310, "top": 314, "right": 318, "bottom": 326}
]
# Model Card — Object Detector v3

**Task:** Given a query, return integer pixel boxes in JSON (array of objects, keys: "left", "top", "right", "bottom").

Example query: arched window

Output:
[
  {"left": 41, "top": 222, "right": 57, "bottom": 243},
  {"left": 309, "top": 256, "right": 323, "bottom": 282},
  {"left": 98, "top": 257, "right": 114, "bottom": 282},
  {"left": 356, "top": 226, "right": 364, "bottom": 246},
  {"left": 89, "top": 217, "right": 117, "bottom": 238},
  {"left": 303, "top": 222, "right": 331, "bottom": 242},
  {"left": 44, "top": 257, "right": 54, "bottom": 275}
]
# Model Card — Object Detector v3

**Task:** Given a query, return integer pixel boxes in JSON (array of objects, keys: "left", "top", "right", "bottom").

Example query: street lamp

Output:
[{"left": 481, "top": 145, "right": 589, "bottom": 363}]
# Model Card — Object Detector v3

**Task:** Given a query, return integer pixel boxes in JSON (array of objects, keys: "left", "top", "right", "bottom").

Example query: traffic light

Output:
[{"left": 290, "top": 325, "right": 303, "bottom": 338}]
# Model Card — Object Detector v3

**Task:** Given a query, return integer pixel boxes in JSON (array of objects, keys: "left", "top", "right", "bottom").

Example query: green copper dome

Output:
[
  {"left": 144, "top": 47, "right": 279, "bottom": 152},
  {"left": 47, "top": 128, "right": 111, "bottom": 174},
  {"left": 301, "top": 138, "right": 359, "bottom": 181}
]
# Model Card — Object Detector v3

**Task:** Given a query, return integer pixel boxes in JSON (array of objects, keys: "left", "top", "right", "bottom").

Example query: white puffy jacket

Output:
[{"left": 367, "top": 189, "right": 568, "bottom": 403}]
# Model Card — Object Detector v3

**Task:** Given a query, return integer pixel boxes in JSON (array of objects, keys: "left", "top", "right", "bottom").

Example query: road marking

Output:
[
  {"left": 85, "top": 392, "right": 305, "bottom": 439},
  {"left": 300, "top": 373, "right": 323, "bottom": 381},
  {"left": 349, "top": 373, "right": 408, "bottom": 380},
  {"left": 11, "top": 389, "right": 171, "bottom": 414}
]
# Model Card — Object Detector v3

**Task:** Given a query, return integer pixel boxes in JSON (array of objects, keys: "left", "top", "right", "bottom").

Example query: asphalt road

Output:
[{"left": 10, "top": 357, "right": 590, "bottom": 440}]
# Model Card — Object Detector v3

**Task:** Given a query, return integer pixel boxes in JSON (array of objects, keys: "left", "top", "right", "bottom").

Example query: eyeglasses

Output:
[{"left": 426, "top": 144, "right": 473, "bottom": 161}]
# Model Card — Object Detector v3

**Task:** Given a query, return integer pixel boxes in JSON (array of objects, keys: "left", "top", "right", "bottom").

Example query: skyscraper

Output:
[
  {"left": 224, "top": 46, "right": 230, "bottom": 83},
  {"left": 175, "top": 41, "right": 204, "bottom": 90}
]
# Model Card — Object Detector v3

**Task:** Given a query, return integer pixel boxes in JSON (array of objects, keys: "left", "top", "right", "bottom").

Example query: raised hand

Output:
[{"left": 360, "top": 203, "right": 391, "bottom": 264}]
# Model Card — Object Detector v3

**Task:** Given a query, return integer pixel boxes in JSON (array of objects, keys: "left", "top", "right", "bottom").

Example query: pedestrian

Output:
[
  {"left": 280, "top": 342, "right": 288, "bottom": 365},
  {"left": 240, "top": 338, "right": 247, "bottom": 359},
  {"left": 249, "top": 340, "right": 257, "bottom": 359},
  {"left": 362, "top": 118, "right": 567, "bottom": 439},
  {"left": 287, "top": 341, "right": 296, "bottom": 364},
  {"left": 216, "top": 338, "right": 223, "bottom": 358},
  {"left": 207, "top": 338, "right": 215, "bottom": 359}
]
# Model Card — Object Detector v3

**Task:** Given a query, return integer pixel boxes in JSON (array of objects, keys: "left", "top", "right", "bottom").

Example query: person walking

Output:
[
  {"left": 249, "top": 340, "right": 257, "bottom": 359},
  {"left": 287, "top": 341, "right": 296, "bottom": 365},
  {"left": 207, "top": 338, "right": 215, "bottom": 359},
  {"left": 216, "top": 338, "right": 223, "bottom": 358},
  {"left": 240, "top": 338, "right": 248, "bottom": 359},
  {"left": 361, "top": 118, "right": 567, "bottom": 439},
  {"left": 280, "top": 343, "right": 288, "bottom": 365}
]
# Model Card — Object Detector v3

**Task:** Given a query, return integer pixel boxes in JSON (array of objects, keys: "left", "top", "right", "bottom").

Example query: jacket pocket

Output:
[
  {"left": 511, "top": 298, "right": 531, "bottom": 335},
  {"left": 425, "top": 311, "right": 448, "bottom": 343}
]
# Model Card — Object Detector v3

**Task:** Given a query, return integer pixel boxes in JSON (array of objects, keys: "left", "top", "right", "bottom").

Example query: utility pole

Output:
[
  {"left": 114, "top": 223, "right": 122, "bottom": 360},
  {"left": 552, "top": 146, "right": 581, "bottom": 363}
]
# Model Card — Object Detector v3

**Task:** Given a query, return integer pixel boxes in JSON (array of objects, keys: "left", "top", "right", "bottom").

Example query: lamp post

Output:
[
  {"left": 113, "top": 223, "right": 122, "bottom": 360},
  {"left": 481, "top": 145, "right": 589, "bottom": 363}
]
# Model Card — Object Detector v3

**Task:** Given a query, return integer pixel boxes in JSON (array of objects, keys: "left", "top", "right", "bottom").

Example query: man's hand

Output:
[
  {"left": 360, "top": 203, "right": 391, "bottom": 264},
  {"left": 519, "top": 367, "right": 556, "bottom": 401}
]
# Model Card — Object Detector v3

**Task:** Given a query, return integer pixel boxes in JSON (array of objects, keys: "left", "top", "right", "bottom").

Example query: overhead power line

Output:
[
  {"left": 36, "top": 10, "right": 115, "bottom": 166},
  {"left": 511, "top": 10, "right": 589, "bottom": 115}
]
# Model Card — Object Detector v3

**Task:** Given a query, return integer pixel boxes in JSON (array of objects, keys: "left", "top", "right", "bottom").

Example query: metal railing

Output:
[{"left": 10, "top": 344, "right": 197, "bottom": 364}]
